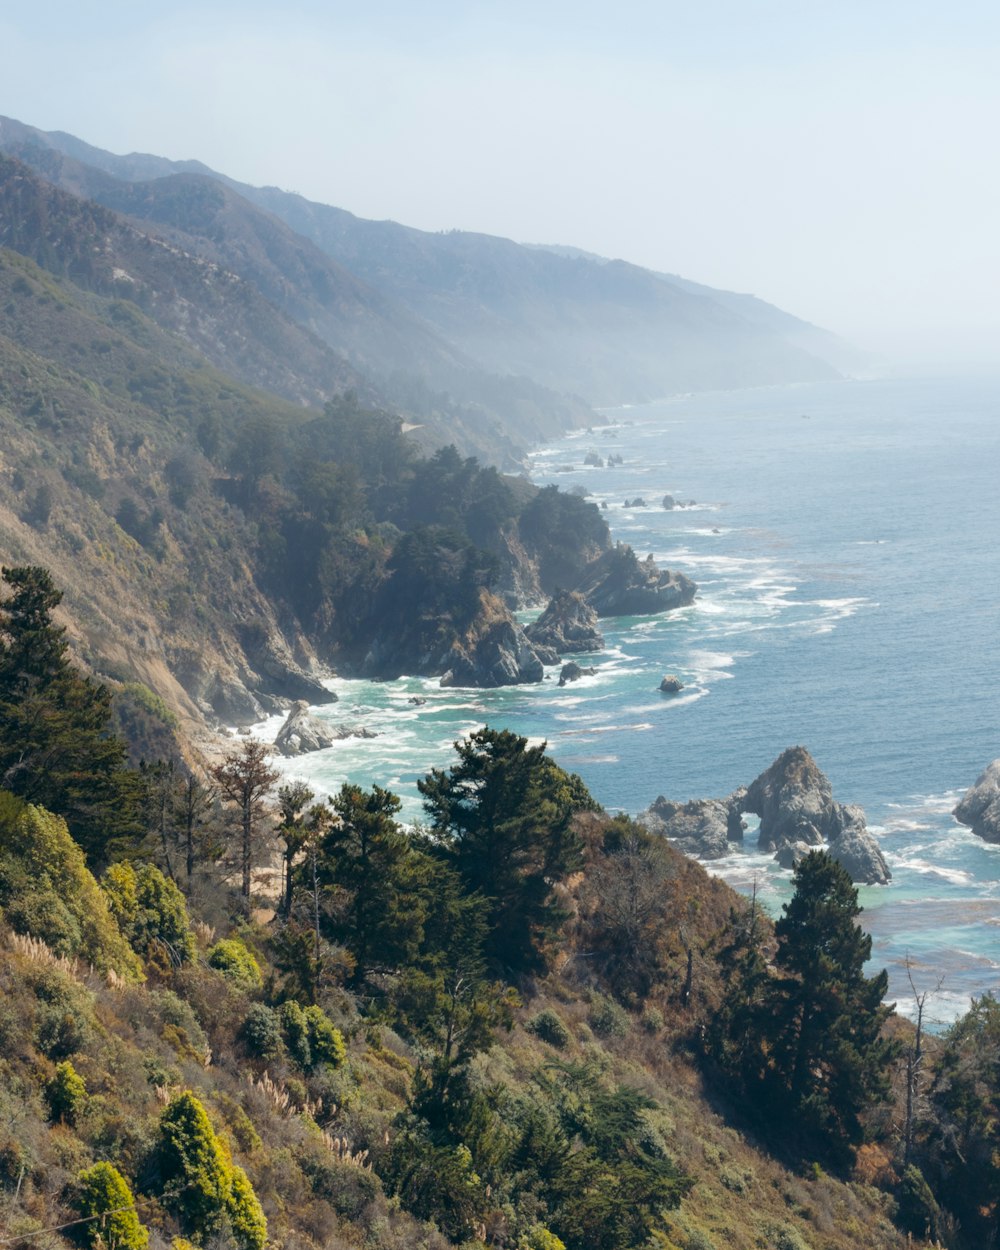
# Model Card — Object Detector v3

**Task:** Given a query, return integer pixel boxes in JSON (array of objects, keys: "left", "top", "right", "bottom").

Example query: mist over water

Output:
[{"left": 273, "top": 375, "right": 1000, "bottom": 1027}]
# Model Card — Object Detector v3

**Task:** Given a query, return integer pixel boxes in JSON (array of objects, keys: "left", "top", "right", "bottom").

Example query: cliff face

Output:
[{"left": 572, "top": 544, "right": 697, "bottom": 617}]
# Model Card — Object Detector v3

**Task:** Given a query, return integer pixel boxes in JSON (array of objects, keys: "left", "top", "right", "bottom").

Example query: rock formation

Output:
[
  {"left": 954, "top": 760, "right": 1000, "bottom": 842},
  {"left": 439, "top": 617, "right": 544, "bottom": 688},
  {"left": 572, "top": 544, "right": 696, "bottom": 617},
  {"left": 638, "top": 796, "right": 744, "bottom": 859},
  {"left": 638, "top": 746, "right": 891, "bottom": 884},
  {"left": 659, "top": 674, "right": 684, "bottom": 693},
  {"left": 558, "top": 661, "right": 598, "bottom": 687},
  {"left": 274, "top": 701, "right": 377, "bottom": 757},
  {"left": 525, "top": 590, "right": 605, "bottom": 655}
]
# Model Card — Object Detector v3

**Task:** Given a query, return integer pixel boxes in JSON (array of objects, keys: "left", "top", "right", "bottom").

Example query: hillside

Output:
[{"left": 0, "top": 115, "right": 853, "bottom": 413}]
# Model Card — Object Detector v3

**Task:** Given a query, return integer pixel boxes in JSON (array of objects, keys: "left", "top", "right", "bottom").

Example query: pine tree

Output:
[
  {"left": 316, "top": 783, "right": 426, "bottom": 986},
  {"left": 418, "top": 728, "right": 587, "bottom": 975},
  {"left": 0, "top": 566, "right": 139, "bottom": 862},
  {"left": 765, "top": 851, "right": 897, "bottom": 1161}
]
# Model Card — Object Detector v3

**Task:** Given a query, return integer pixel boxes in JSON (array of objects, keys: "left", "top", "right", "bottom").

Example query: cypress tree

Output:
[
  {"left": 0, "top": 566, "right": 138, "bottom": 862},
  {"left": 765, "top": 851, "right": 897, "bottom": 1161}
]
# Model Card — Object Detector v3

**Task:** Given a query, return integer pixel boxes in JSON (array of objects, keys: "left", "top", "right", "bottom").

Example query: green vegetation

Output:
[
  {"left": 0, "top": 566, "right": 983, "bottom": 1250},
  {"left": 77, "top": 1161, "right": 149, "bottom": 1250}
]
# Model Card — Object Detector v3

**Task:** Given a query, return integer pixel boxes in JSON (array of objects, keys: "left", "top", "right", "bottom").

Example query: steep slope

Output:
[
  {"left": 0, "top": 116, "right": 850, "bottom": 411},
  {"left": 0, "top": 152, "right": 366, "bottom": 410},
  {"left": 0, "top": 119, "right": 597, "bottom": 461}
]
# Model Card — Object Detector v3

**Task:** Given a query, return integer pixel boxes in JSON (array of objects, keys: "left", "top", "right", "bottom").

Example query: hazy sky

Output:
[{"left": 3, "top": 1, "right": 998, "bottom": 364}]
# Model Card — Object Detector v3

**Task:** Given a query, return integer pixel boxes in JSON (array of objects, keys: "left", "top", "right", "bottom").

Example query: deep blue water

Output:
[{"left": 266, "top": 376, "right": 1000, "bottom": 1024}]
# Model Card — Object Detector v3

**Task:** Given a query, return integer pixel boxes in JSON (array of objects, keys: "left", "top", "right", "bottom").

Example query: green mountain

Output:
[{"left": 0, "top": 115, "right": 853, "bottom": 413}]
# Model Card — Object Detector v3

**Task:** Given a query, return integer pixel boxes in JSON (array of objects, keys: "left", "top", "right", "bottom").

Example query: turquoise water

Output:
[{"left": 266, "top": 376, "right": 1000, "bottom": 1026}]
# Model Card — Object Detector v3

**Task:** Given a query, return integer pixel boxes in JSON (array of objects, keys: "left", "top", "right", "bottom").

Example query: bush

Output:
[
  {"left": 280, "top": 1000, "right": 311, "bottom": 1069},
  {"left": 527, "top": 1009, "right": 571, "bottom": 1049},
  {"left": 46, "top": 1060, "right": 87, "bottom": 1124},
  {"left": 227, "top": 1164, "right": 268, "bottom": 1250},
  {"left": 520, "top": 1229, "right": 566, "bottom": 1250},
  {"left": 103, "top": 862, "right": 197, "bottom": 967},
  {"left": 207, "top": 939, "right": 262, "bottom": 990},
  {"left": 77, "top": 1161, "right": 149, "bottom": 1250},
  {"left": 0, "top": 801, "right": 142, "bottom": 979},
  {"left": 241, "top": 1003, "right": 284, "bottom": 1062},
  {"left": 304, "top": 1004, "right": 346, "bottom": 1069},
  {"left": 590, "top": 994, "right": 630, "bottom": 1038},
  {"left": 31, "top": 967, "right": 96, "bottom": 1059}
]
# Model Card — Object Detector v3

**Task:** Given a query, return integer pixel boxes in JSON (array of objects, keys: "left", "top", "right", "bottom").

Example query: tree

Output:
[
  {"left": 77, "top": 1161, "right": 149, "bottom": 1250},
  {"left": 316, "top": 783, "right": 427, "bottom": 986},
  {"left": 102, "top": 861, "right": 197, "bottom": 968},
  {"left": 707, "top": 879, "right": 772, "bottom": 1091},
  {"left": 276, "top": 780, "right": 316, "bottom": 917},
  {"left": 175, "top": 772, "right": 217, "bottom": 880},
  {"left": 764, "top": 851, "right": 897, "bottom": 1162},
  {"left": 210, "top": 739, "right": 279, "bottom": 913},
  {"left": 418, "top": 728, "right": 587, "bottom": 975},
  {"left": 924, "top": 994, "right": 1000, "bottom": 1243},
  {"left": 0, "top": 566, "right": 139, "bottom": 862}
]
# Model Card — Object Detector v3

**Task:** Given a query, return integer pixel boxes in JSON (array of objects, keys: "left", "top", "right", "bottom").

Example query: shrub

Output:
[
  {"left": 103, "top": 862, "right": 196, "bottom": 966},
  {"left": 280, "top": 1000, "right": 311, "bottom": 1069},
  {"left": 527, "top": 1009, "right": 571, "bottom": 1049},
  {"left": 590, "top": 993, "right": 630, "bottom": 1038},
  {"left": 241, "top": 1003, "right": 283, "bottom": 1063},
  {"left": 150, "top": 990, "right": 209, "bottom": 1064},
  {"left": 157, "top": 1092, "right": 231, "bottom": 1240},
  {"left": 207, "top": 939, "right": 262, "bottom": 990},
  {"left": 156, "top": 1092, "right": 267, "bottom": 1250},
  {"left": 896, "top": 1165, "right": 942, "bottom": 1241},
  {"left": 0, "top": 801, "right": 142, "bottom": 979},
  {"left": 77, "top": 1161, "right": 149, "bottom": 1250},
  {"left": 304, "top": 1004, "right": 346, "bottom": 1069},
  {"left": 227, "top": 1164, "right": 268, "bottom": 1250},
  {"left": 46, "top": 1060, "right": 87, "bottom": 1124},
  {"left": 31, "top": 967, "right": 96, "bottom": 1059},
  {"left": 520, "top": 1229, "right": 567, "bottom": 1250}
]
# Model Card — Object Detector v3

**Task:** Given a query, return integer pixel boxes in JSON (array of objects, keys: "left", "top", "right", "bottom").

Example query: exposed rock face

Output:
[
  {"left": 738, "top": 747, "right": 890, "bottom": 885},
  {"left": 659, "top": 674, "right": 684, "bottom": 693},
  {"left": 662, "top": 495, "right": 677, "bottom": 510},
  {"left": 641, "top": 746, "right": 891, "bottom": 884},
  {"left": 638, "top": 797, "right": 745, "bottom": 859},
  {"left": 954, "top": 760, "right": 1000, "bottom": 843},
  {"left": 572, "top": 544, "right": 696, "bottom": 618},
  {"left": 439, "top": 617, "right": 544, "bottom": 688},
  {"left": 743, "top": 746, "right": 838, "bottom": 852},
  {"left": 525, "top": 590, "right": 605, "bottom": 655},
  {"left": 274, "top": 701, "right": 377, "bottom": 756}
]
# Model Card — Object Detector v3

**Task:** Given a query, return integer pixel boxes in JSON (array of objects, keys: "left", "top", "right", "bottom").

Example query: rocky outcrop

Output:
[
  {"left": 572, "top": 544, "right": 696, "bottom": 618},
  {"left": 743, "top": 746, "right": 839, "bottom": 851},
  {"left": 558, "top": 661, "right": 597, "bottom": 687},
  {"left": 274, "top": 701, "right": 377, "bottom": 756},
  {"left": 738, "top": 747, "right": 890, "bottom": 884},
  {"left": 641, "top": 746, "right": 890, "bottom": 884},
  {"left": 638, "top": 796, "right": 745, "bottom": 859},
  {"left": 439, "top": 617, "right": 544, "bottom": 689},
  {"left": 954, "top": 760, "right": 1000, "bottom": 843},
  {"left": 525, "top": 590, "right": 605, "bottom": 655},
  {"left": 659, "top": 674, "right": 684, "bottom": 693}
]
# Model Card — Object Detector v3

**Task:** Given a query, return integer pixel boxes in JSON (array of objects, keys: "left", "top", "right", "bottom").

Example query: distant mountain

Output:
[{"left": 0, "top": 115, "right": 853, "bottom": 419}]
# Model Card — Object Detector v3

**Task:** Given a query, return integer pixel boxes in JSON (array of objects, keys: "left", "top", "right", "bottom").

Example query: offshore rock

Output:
[
  {"left": 274, "top": 701, "right": 377, "bottom": 756},
  {"left": 642, "top": 748, "right": 890, "bottom": 884},
  {"left": 572, "top": 543, "right": 696, "bottom": 618},
  {"left": 525, "top": 590, "right": 605, "bottom": 655},
  {"left": 659, "top": 674, "right": 684, "bottom": 693},
  {"left": 558, "top": 661, "right": 597, "bottom": 687},
  {"left": 954, "top": 760, "right": 1000, "bottom": 843},
  {"left": 737, "top": 747, "right": 890, "bottom": 884},
  {"left": 638, "top": 796, "right": 744, "bottom": 859}
]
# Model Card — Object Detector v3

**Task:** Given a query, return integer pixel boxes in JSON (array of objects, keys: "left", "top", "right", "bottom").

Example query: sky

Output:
[{"left": 3, "top": 0, "right": 999, "bottom": 365}]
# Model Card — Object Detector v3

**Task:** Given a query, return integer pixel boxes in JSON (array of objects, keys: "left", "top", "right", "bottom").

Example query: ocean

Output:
[{"left": 263, "top": 376, "right": 1000, "bottom": 1026}]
